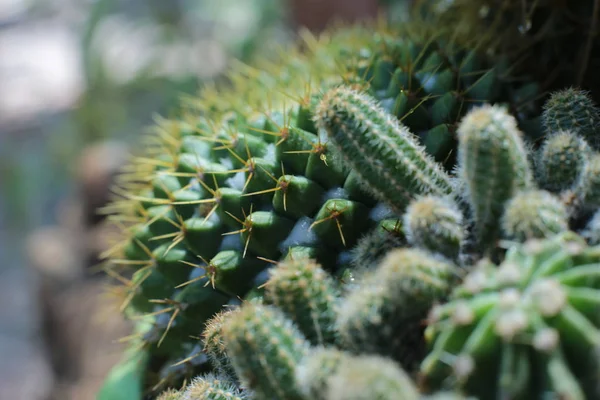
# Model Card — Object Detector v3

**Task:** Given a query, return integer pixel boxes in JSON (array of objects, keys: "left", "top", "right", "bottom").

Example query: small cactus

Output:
[
  {"left": 457, "top": 104, "right": 533, "bottom": 252},
  {"left": 542, "top": 88, "right": 600, "bottom": 150},
  {"left": 349, "top": 223, "right": 405, "bottom": 272},
  {"left": 501, "top": 190, "right": 569, "bottom": 242},
  {"left": 403, "top": 195, "right": 465, "bottom": 261},
  {"left": 325, "top": 354, "right": 421, "bottom": 400},
  {"left": 337, "top": 248, "right": 458, "bottom": 370},
  {"left": 315, "top": 86, "right": 454, "bottom": 211},
  {"left": 295, "top": 347, "right": 349, "bottom": 400},
  {"left": 180, "top": 373, "right": 250, "bottom": 400},
  {"left": 222, "top": 302, "right": 309, "bottom": 400},
  {"left": 202, "top": 310, "right": 239, "bottom": 380},
  {"left": 535, "top": 131, "right": 590, "bottom": 193},
  {"left": 263, "top": 258, "right": 339, "bottom": 345},
  {"left": 576, "top": 153, "right": 600, "bottom": 210},
  {"left": 158, "top": 389, "right": 182, "bottom": 400}
]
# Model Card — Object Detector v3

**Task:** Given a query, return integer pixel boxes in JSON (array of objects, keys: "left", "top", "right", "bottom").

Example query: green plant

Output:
[{"left": 420, "top": 231, "right": 600, "bottom": 399}]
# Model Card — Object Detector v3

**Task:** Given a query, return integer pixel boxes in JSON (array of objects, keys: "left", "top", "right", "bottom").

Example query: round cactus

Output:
[
  {"left": 535, "top": 130, "right": 591, "bottom": 193},
  {"left": 420, "top": 231, "right": 600, "bottom": 399},
  {"left": 501, "top": 190, "right": 569, "bottom": 242},
  {"left": 336, "top": 247, "right": 458, "bottom": 370},
  {"left": 542, "top": 88, "right": 600, "bottom": 149},
  {"left": 403, "top": 195, "right": 465, "bottom": 261}
]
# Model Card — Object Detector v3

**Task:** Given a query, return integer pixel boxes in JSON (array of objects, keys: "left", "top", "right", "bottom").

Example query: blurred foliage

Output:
[{"left": 0, "top": 0, "right": 290, "bottom": 233}]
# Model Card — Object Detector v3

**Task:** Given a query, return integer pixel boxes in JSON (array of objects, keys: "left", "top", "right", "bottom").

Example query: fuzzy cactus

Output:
[
  {"left": 501, "top": 190, "right": 569, "bottom": 242},
  {"left": 420, "top": 231, "right": 600, "bottom": 399},
  {"left": 336, "top": 247, "right": 458, "bottom": 370},
  {"left": 576, "top": 153, "right": 600, "bottom": 210},
  {"left": 403, "top": 195, "right": 465, "bottom": 261},
  {"left": 179, "top": 374, "right": 249, "bottom": 400},
  {"left": 457, "top": 104, "right": 533, "bottom": 253},
  {"left": 535, "top": 131, "right": 590, "bottom": 194},
  {"left": 202, "top": 310, "right": 239, "bottom": 380},
  {"left": 263, "top": 257, "right": 339, "bottom": 345},
  {"left": 222, "top": 302, "right": 309, "bottom": 400},
  {"left": 315, "top": 86, "right": 454, "bottom": 211}
]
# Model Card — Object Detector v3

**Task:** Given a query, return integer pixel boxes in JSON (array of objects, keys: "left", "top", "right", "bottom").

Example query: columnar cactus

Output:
[
  {"left": 315, "top": 86, "right": 454, "bottom": 211},
  {"left": 456, "top": 105, "right": 533, "bottom": 252},
  {"left": 263, "top": 257, "right": 339, "bottom": 345},
  {"left": 222, "top": 302, "right": 309, "bottom": 400}
]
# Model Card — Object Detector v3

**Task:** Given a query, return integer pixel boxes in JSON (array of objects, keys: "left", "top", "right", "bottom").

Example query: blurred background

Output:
[{"left": 0, "top": 0, "right": 408, "bottom": 398}]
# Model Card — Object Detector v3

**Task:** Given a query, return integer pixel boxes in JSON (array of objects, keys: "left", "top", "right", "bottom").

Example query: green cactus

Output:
[
  {"left": 157, "top": 389, "right": 181, "bottom": 400},
  {"left": 325, "top": 354, "right": 421, "bottom": 400},
  {"left": 295, "top": 347, "right": 350, "bottom": 400},
  {"left": 315, "top": 86, "right": 454, "bottom": 212},
  {"left": 263, "top": 257, "right": 339, "bottom": 345},
  {"left": 348, "top": 223, "right": 405, "bottom": 273},
  {"left": 420, "top": 231, "right": 600, "bottom": 399},
  {"left": 576, "top": 153, "right": 600, "bottom": 210},
  {"left": 179, "top": 373, "right": 249, "bottom": 400},
  {"left": 535, "top": 131, "right": 590, "bottom": 194},
  {"left": 501, "top": 190, "right": 569, "bottom": 242},
  {"left": 456, "top": 104, "right": 533, "bottom": 253},
  {"left": 403, "top": 195, "right": 465, "bottom": 261},
  {"left": 542, "top": 88, "right": 600, "bottom": 150},
  {"left": 222, "top": 302, "right": 309, "bottom": 400},
  {"left": 336, "top": 247, "right": 458, "bottom": 370}
]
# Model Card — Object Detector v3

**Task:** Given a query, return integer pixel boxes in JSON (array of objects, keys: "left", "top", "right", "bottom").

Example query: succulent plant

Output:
[
  {"left": 420, "top": 231, "right": 600, "bottom": 399},
  {"left": 101, "top": 13, "right": 543, "bottom": 393}
]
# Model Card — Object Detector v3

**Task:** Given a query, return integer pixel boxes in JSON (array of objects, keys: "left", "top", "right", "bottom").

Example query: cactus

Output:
[
  {"left": 576, "top": 153, "right": 600, "bottom": 210},
  {"left": 101, "top": 17, "right": 543, "bottom": 392},
  {"left": 581, "top": 209, "right": 600, "bottom": 245},
  {"left": 403, "top": 195, "right": 465, "bottom": 261},
  {"left": 158, "top": 389, "right": 182, "bottom": 400},
  {"left": 326, "top": 354, "right": 421, "bottom": 400},
  {"left": 336, "top": 248, "right": 458, "bottom": 370},
  {"left": 222, "top": 302, "right": 309, "bottom": 400},
  {"left": 542, "top": 88, "right": 600, "bottom": 149},
  {"left": 501, "top": 190, "right": 569, "bottom": 242},
  {"left": 349, "top": 224, "right": 405, "bottom": 273},
  {"left": 179, "top": 373, "right": 249, "bottom": 400},
  {"left": 420, "top": 231, "right": 600, "bottom": 399},
  {"left": 263, "top": 257, "right": 339, "bottom": 345},
  {"left": 456, "top": 104, "right": 533, "bottom": 253},
  {"left": 315, "top": 86, "right": 454, "bottom": 211},
  {"left": 202, "top": 310, "right": 239, "bottom": 380},
  {"left": 535, "top": 130, "right": 590, "bottom": 194}
]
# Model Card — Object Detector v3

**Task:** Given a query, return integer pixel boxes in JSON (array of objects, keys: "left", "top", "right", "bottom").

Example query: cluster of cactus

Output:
[
  {"left": 148, "top": 85, "right": 600, "bottom": 400},
  {"left": 100, "top": 13, "right": 545, "bottom": 394},
  {"left": 99, "top": 1, "right": 600, "bottom": 398}
]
